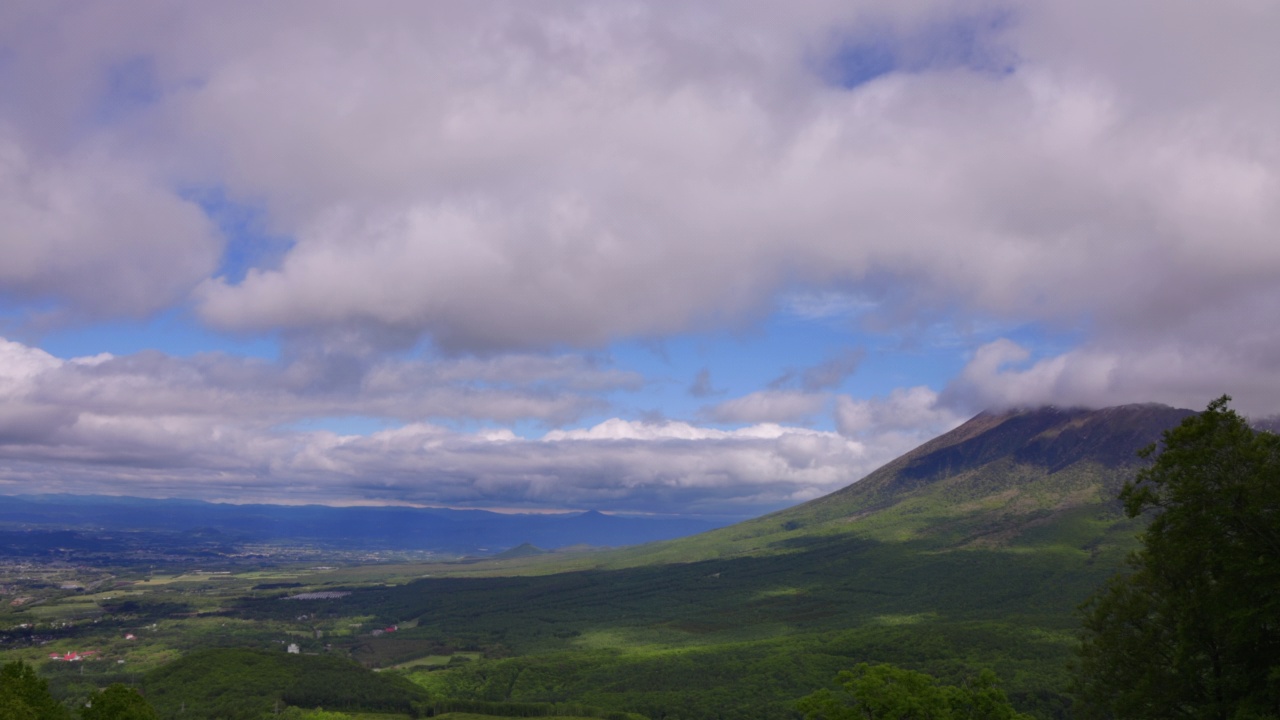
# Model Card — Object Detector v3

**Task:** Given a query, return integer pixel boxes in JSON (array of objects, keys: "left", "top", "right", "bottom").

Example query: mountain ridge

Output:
[
  {"left": 582, "top": 402, "right": 1199, "bottom": 568},
  {"left": 817, "top": 402, "right": 1194, "bottom": 507}
]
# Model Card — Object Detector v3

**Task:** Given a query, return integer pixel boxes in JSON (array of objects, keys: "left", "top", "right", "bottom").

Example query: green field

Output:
[{"left": 1, "top": 501, "right": 1137, "bottom": 719}]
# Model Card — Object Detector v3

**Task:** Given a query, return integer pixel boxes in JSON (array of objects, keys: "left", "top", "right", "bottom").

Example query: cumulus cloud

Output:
[
  {"left": 292, "top": 420, "right": 871, "bottom": 514},
  {"left": 0, "top": 128, "right": 220, "bottom": 321},
  {"left": 179, "top": 0, "right": 1280, "bottom": 366},
  {"left": 0, "top": 1, "right": 1273, "bottom": 362},
  {"left": 0, "top": 337, "right": 636, "bottom": 436},
  {"left": 835, "top": 386, "right": 967, "bottom": 463},
  {"left": 944, "top": 337, "right": 1280, "bottom": 417},
  {"left": 703, "top": 350, "right": 865, "bottom": 426},
  {"left": 0, "top": 337, "right": 871, "bottom": 513}
]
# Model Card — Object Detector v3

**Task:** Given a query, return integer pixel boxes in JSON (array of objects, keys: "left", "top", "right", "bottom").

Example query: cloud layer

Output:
[
  {"left": 0, "top": 337, "right": 880, "bottom": 514},
  {"left": 1, "top": 3, "right": 1275, "bottom": 348}
]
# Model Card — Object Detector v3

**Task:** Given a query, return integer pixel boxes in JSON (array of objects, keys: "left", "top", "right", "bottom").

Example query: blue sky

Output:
[{"left": 1, "top": 1, "right": 1277, "bottom": 517}]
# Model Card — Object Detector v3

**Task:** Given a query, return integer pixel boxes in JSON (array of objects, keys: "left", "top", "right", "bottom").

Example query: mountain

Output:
[
  {"left": 825, "top": 403, "right": 1193, "bottom": 499},
  {"left": 490, "top": 542, "right": 549, "bottom": 559},
  {"left": 598, "top": 402, "right": 1195, "bottom": 567},
  {"left": 791, "top": 402, "right": 1194, "bottom": 538}
]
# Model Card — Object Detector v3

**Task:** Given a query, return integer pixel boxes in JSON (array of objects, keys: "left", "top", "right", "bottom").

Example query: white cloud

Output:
[
  {"left": 0, "top": 338, "right": 61, "bottom": 384},
  {"left": 0, "top": 335, "right": 875, "bottom": 512},
  {"left": 836, "top": 386, "right": 962, "bottom": 436},
  {"left": 264, "top": 420, "right": 875, "bottom": 513},
  {"left": 834, "top": 386, "right": 967, "bottom": 467},
  {"left": 944, "top": 337, "right": 1280, "bottom": 417},
  {"left": 545, "top": 418, "right": 804, "bottom": 442},
  {"left": 0, "top": 1, "right": 1274, "bottom": 364},
  {"left": 0, "top": 128, "right": 220, "bottom": 320},
  {"left": 0, "top": 337, "right": 634, "bottom": 435},
  {"left": 704, "top": 390, "right": 829, "bottom": 424}
]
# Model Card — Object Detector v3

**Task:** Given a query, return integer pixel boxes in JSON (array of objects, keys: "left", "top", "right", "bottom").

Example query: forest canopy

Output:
[{"left": 1076, "top": 397, "right": 1280, "bottom": 719}]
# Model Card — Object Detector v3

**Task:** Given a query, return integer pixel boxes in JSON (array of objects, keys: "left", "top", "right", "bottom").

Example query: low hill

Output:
[{"left": 491, "top": 542, "right": 549, "bottom": 559}]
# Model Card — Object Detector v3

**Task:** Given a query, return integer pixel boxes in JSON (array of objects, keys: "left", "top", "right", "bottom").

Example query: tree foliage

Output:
[
  {"left": 797, "top": 663, "right": 1031, "bottom": 720},
  {"left": 142, "top": 648, "right": 429, "bottom": 719},
  {"left": 81, "top": 684, "right": 159, "bottom": 720},
  {"left": 0, "top": 661, "right": 71, "bottom": 720},
  {"left": 1076, "top": 396, "right": 1280, "bottom": 719}
]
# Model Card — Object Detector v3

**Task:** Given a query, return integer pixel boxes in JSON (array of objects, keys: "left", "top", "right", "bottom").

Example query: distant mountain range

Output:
[{"left": 0, "top": 495, "right": 732, "bottom": 555}]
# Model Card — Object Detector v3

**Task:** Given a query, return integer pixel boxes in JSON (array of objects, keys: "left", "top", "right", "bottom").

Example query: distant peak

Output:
[
  {"left": 492, "top": 542, "right": 547, "bottom": 559},
  {"left": 924, "top": 403, "right": 1195, "bottom": 474},
  {"left": 813, "top": 401, "right": 1197, "bottom": 509}
]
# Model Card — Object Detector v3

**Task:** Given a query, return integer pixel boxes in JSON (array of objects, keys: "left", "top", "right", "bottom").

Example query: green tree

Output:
[
  {"left": 80, "top": 684, "right": 158, "bottom": 720},
  {"left": 1076, "top": 396, "right": 1280, "bottom": 719},
  {"left": 0, "top": 661, "right": 71, "bottom": 720},
  {"left": 797, "top": 663, "right": 1031, "bottom": 720}
]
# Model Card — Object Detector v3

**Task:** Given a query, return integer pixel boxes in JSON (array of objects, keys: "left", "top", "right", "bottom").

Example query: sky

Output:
[{"left": 1, "top": 1, "right": 1278, "bottom": 519}]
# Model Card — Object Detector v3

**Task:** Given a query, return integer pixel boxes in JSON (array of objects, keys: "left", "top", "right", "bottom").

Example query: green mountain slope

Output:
[{"left": 584, "top": 403, "right": 1193, "bottom": 567}]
